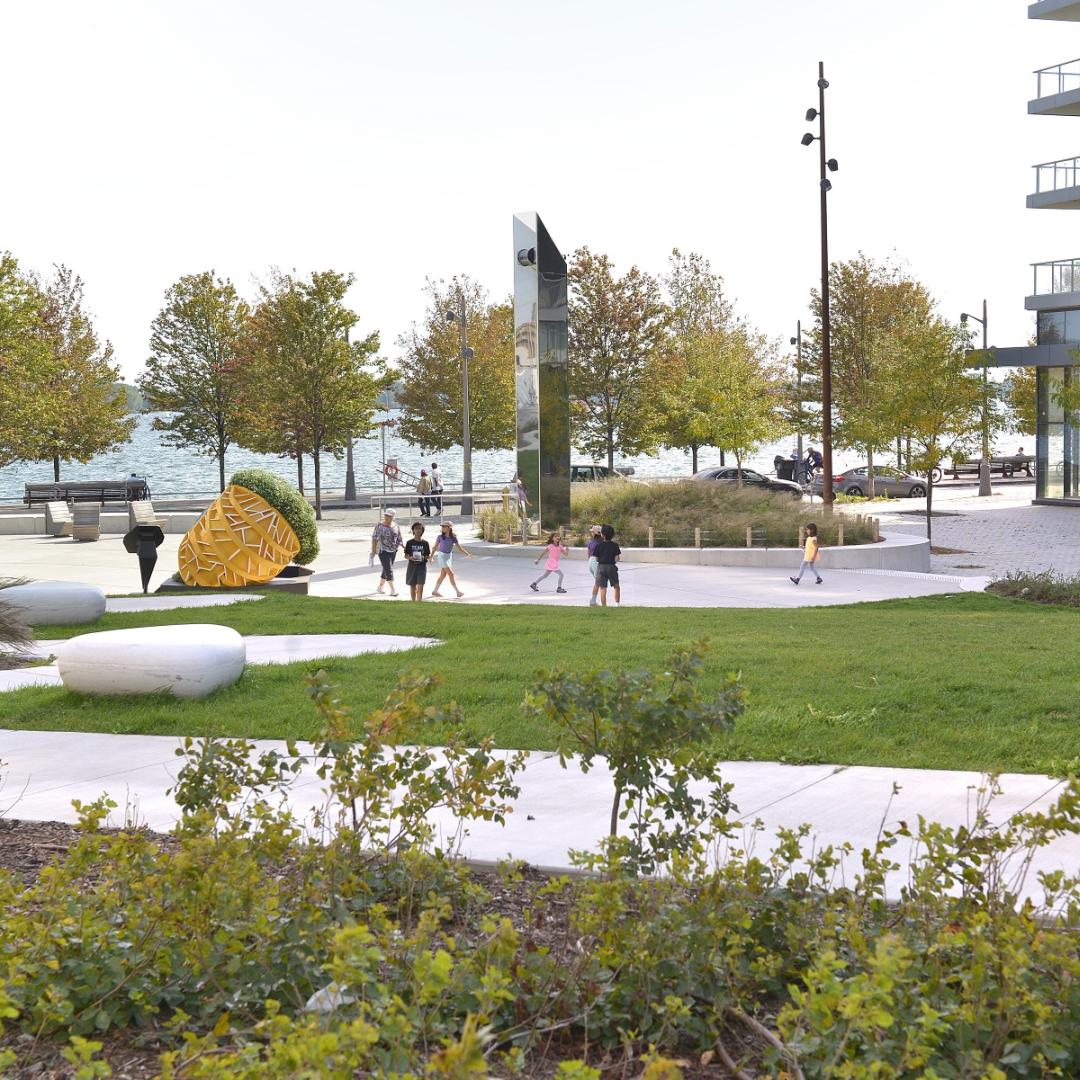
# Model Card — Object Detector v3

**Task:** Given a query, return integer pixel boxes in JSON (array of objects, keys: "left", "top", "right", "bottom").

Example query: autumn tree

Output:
[
  {"left": 28, "top": 265, "right": 134, "bottom": 480},
  {"left": 1002, "top": 367, "right": 1037, "bottom": 437},
  {"left": 569, "top": 248, "right": 668, "bottom": 471},
  {"left": 890, "top": 319, "right": 982, "bottom": 543},
  {"left": 140, "top": 272, "right": 250, "bottom": 492},
  {"left": 394, "top": 276, "right": 514, "bottom": 452},
  {"left": 237, "top": 270, "right": 380, "bottom": 519},
  {"left": 808, "top": 255, "right": 934, "bottom": 498}
]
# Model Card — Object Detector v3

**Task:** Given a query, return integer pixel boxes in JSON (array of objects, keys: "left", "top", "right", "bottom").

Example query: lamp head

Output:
[
  {"left": 801, "top": 132, "right": 815, "bottom": 147},
  {"left": 463, "top": 346, "right": 475, "bottom": 360},
  {"left": 817, "top": 77, "right": 830, "bottom": 90},
  {"left": 960, "top": 313, "right": 969, "bottom": 324},
  {"left": 821, "top": 178, "right": 832, "bottom": 192},
  {"left": 827, "top": 158, "right": 838, "bottom": 172},
  {"left": 444, "top": 310, "right": 457, "bottom": 324},
  {"left": 805, "top": 108, "right": 818, "bottom": 122},
  {"left": 790, "top": 337, "right": 797, "bottom": 346}
]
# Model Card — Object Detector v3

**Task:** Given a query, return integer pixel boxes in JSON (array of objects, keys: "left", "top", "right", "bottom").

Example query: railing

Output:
[
  {"left": 1032, "top": 257, "right": 1080, "bottom": 295},
  {"left": 1035, "top": 57, "right": 1080, "bottom": 99},
  {"left": 1033, "top": 155, "right": 1080, "bottom": 194}
]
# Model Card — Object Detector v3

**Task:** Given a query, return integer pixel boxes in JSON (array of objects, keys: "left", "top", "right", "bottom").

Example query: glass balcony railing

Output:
[
  {"left": 1035, "top": 58, "right": 1080, "bottom": 98},
  {"left": 1033, "top": 156, "right": 1080, "bottom": 194},
  {"left": 1033, "top": 258, "right": 1080, "bottom": 296}
]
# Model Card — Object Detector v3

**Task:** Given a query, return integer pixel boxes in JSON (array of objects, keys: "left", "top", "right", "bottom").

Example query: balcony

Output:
[
  {"left": 1030, "top": 0, "right": 1080, "bottom": 19},
  {"left": 1030, "top": 58, "right": 1080, "bottom": 115},
  {"left": 1026, "top": 257, "right": 1080, "bottom": 310},
  {"left": 1027, "top": 156, "right": 1080, "bottom": 208}
]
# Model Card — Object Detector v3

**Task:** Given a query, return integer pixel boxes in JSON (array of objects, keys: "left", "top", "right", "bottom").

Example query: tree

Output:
[
  {"left": 808, "top": 255, "right": 934, "bottom": 498},
  {"left": 140, "top": 272, "right": 251, "bottom": 492},
  {"left": 664, "top": 248, "right": 732, "bottom": 338},
  {"left": 237, "top": 270, "right": 380, "bottom": 519},
  {"left": 890, "top": 319, "right": 982, "bottom": 544},
  {"left": 28, "top": 265, "right": 134, "bottom": 480},
  {"left": 1002, "top": 367, "right": 1036, "bottom": 437},
  {"left": 394, "top": 276, "right": 514, "bottom": 452},
  {"left": 569, "top": 248, "right": 668, "bottom": 471}
]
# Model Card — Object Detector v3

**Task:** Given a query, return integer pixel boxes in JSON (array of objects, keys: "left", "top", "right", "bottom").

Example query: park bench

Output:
[
  {"left": 24, "top": 478, "right": 150, "bottom": 506},
  {"left": 44, "top": 501, "right": 73, "bottom": 537},
  {"left": 948, "top": 457, "right": 1034, "bottom": 480},
  {"left": 128, "top": 500, "right": 167, "bottom": 530},
  {"left": 71, "top": 504, "right": 101, "bottom": 542}
]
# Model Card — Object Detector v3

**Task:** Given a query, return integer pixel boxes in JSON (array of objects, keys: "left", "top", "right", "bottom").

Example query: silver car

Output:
[{"left": 812, "top": 466, "right": 927, "bottom": 498}]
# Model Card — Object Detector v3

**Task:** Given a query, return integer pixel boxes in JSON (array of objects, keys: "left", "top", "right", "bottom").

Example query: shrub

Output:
[
  {"left": 475, "top": 507, "right": 524, "bottom": 541},
  {"left": 0, "top": 579, "right": 32, "bottom": 668},
  {"left": 229, "top": 468, "right": 319, "bottom": 564},
  {"left": 988, "top": 569, "right": 1080, "bottom": 608},
  {"left": 569, "top": 479, "right": 873, "bottom": 548}
]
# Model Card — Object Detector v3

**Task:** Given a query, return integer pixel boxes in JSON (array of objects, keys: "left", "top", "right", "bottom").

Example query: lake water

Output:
[{"left": 0, "top": 411, "right": 853, "bottom": 503}]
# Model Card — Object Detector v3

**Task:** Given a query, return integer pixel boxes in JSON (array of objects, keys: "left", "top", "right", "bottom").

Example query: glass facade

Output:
[{"left": 1036, "top": 366, "right": 1080, "bottom": 500}]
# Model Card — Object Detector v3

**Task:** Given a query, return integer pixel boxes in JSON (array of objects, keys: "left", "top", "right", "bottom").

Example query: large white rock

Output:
[
  {"left": 58, "top": 624, "right": 246, "bottom": 699},
  {"left": 2, "top": 581, "right": 106, "bottom": 626}
]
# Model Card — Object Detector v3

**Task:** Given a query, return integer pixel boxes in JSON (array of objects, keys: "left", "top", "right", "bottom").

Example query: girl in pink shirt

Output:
[{"left": 530, "top": 532, "right": 568, "bottom": 594}]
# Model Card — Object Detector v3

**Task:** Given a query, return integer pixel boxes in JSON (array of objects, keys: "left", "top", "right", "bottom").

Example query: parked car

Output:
[
  {"left": 812, "top": 466, "right": 927, "bottom": 498},
  {"left": 692, "top": 466, "right": 803, "bottom": 499},
  {"left": 570, "top": 463, "right": 636, "bottom": 482}
]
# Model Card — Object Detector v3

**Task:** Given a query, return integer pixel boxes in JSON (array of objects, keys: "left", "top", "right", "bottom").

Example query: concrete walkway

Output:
[{"left": 0, "top": 728, "right": 1073, "bottom": 904}]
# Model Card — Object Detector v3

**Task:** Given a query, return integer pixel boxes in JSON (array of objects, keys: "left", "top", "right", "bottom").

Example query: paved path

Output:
[{"left": 0, "top": 729, "right": 1072, "bottom": 904}]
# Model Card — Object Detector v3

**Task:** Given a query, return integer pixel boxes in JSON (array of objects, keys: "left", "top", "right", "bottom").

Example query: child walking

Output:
[
  {"left": 586, "top": 524, "right": 602, "bottom": 579},
  {"left": 590, "top": 524, "right": 622, "bottom": 607},
  {"left": 530, "top": 532, "right": 568, "bottom": 593},
  {"left": 404, "top": 521, "right": 432, "bottom": 601},
  {"left": 431, "top": 521, "right": 473, "bottom": 598},
  {"left": 790, "top": 522, "right": 823, "bottom": 585}
]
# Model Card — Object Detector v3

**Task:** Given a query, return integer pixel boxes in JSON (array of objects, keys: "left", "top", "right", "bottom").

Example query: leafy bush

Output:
[
  {"left": 568, "top": 479, "right": 873, "bottom": 547},
  {"left": 229, "top": 468, "right": 319, "bottom": 564},
  {"left": 988, "top": 569, "right": 1080, "bottom": 608},
  {"left": 0, "top": 579, "right": 32, "bottom": 668},
  {"left": 475, "top": 507, "right": 525, "bottom": 541}
]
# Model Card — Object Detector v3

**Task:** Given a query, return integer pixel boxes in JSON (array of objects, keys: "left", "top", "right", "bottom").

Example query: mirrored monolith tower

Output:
[{"left": 513, "top": 212, "right": 570, "bottom": 528}]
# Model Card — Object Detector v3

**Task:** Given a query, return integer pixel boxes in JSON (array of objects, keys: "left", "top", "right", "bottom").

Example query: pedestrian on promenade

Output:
[
  {"left": 430, "top": 462, "right": 443, "bottom": 514},
  {"left": 531, "top": 531, "right": 568, "bottom": 594},
  {"left": 586, "top": 524, "right": 602, "bottom": 579},
  {"left": 790, "top": 522, "right": 823, "bottom": 586},
  {"left": 431, "top": 520, "right": 473, "bottom": 598},
  {"left": 416, "top": 469, "right": 433, "bottom": 517},
  {"left": 404, "top": 521, "right": 432, "bottom": 601},
  {"left": 370, "top": 508, "right": 404, "bottom": 596},
  {"left": 513, "top": 477, "right": 530, "bottom": 524},
  {"left": 590, "top": 524, "right": 621, "bottom": 608}
]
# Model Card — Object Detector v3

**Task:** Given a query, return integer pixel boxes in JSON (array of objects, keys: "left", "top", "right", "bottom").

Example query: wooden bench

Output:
[
  {"left": 128, "top": 500, "right": 167, "bottom": 530},
  {"left": 25, "top": 478, "right": 150, "bottom": 506},
  {"left": 72, "top": 504, "right": 101, "bottom": 542},
  {"left": 947, "top": 458, "right": 1033, "bottom": 480},
  {"left": 44, "top": 501, "right": 73, "bottom": 537}
]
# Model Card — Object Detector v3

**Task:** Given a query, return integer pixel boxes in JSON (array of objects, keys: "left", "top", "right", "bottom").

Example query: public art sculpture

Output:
[{"left": 177, "top": 468, "right": 319, "bottom": 588}]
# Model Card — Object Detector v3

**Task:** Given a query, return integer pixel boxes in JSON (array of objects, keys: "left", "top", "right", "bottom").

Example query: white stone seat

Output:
[
  {"left": 58, "top": 624, "right": 245, "bottom": 699},
  {"left": 2, "top": 581, "right": 106, "bottom": 626}
]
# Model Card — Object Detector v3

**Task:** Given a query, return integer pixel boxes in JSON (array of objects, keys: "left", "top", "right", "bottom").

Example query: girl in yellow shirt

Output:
[{"left": 790, "top": 523, "right": 823, "bottom": 586}]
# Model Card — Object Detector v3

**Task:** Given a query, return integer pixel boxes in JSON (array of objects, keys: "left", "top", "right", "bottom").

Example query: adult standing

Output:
[
  {"left": 513, "top": 476, "right": 530, "bottom": 525},
  {"left": 431, "top": 520, "right": 473, "bottom": 598},
  {"left": 429, "top": 462, "right": 443, "bottom": 515},
  {"left": 369, "top": 508, "right": 404, "bottom": 597},
  {"left": 416, "top": 469, "right": 433, "bottom": 517}
]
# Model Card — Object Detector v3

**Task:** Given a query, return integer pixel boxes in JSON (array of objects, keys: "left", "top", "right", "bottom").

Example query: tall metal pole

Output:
[
  {"left": 457, "top": 287, "right": 473, "bottom": 515},
  {"left": 343, "top": 327, "right": 356, "bottom": 502},
  {"left": 796, "top": 320, "right": 805, "bottom": 474},
  {"left": 980, "top": 298, "right": 991, "bottom": 496},
  {"left": 818, "top": 61, "right": 835, "bottom": 508}
]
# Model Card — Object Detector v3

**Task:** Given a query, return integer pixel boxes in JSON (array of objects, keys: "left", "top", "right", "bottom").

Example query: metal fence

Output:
[
  {"left": 1034, "top": 57, "right": 1080, "bottom": 99},
  {"left": 1033, "top": 258, "right": 1080, "bottom": 295},
  {"left": 1033, "top": 155, "right": 1080, "bottom": 194}
]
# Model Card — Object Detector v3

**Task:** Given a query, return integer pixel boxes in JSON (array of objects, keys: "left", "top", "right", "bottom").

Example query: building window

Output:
[{"left": 1037, "top": 366, "right": 1080, "bottom": 500}]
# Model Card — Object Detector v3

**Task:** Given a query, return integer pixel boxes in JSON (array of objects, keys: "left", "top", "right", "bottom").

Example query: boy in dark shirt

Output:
[
  {"left": 404, "top": 522, "right": 432, "bottom": 602},
  {"left": 590, "top": 523, "right": 622, "bottom": 607}
]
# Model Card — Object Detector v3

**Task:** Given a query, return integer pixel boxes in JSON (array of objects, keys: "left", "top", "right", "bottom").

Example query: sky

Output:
[{"left": 0, "top": 0, "right": 1069, "bottom": 380}]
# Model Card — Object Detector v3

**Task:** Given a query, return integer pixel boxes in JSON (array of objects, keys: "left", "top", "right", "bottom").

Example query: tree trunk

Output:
[
  {"left": 606, "top": 432, "right": 615, "bottom": 474},
  {"left": 313, "top": 442, "right": 322, "bottom": 521},
  {"left": 609, "top": 788, "right": 621, "bottom": 838},
  {"left": 896, "top": 438, "right": 903, "bottom": 470},
  {"left": 52, "top": 454, "right": 60, "bottom": 482},
  {"left": 296, "top": 450, "right": 305, "bottom": 495},
  {"left": 866, "top": 446, "right": 876, "bottom": 500},
  {"left": 217, "top": 448, "right": 226, "bottom": 493},
  {"left": 925, "top": 474, "right": 933, "bottom": 546},
  {"left": 691, "top": 444, "right": 698, "bottom": 474},
  {"left": 719, "top": 450, "right": 725, "bottom": 466},
  {"left": 735, "top": 451, "right": 743, "bottom": 486},
  {"left": 905, "top": 437, "right": 912, "bottom": 472}
]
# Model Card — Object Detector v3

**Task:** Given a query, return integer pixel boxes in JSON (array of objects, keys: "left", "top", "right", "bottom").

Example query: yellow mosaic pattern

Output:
[{"left": 178, "top": 484, "right": 301, "bottom": 587}]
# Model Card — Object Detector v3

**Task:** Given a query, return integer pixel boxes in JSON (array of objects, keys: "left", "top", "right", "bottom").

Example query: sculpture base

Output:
[{"left": 158, "top": 565, "right": 313, "bottom": 596}]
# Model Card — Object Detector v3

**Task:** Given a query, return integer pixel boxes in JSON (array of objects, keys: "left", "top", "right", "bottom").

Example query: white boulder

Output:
[
  {"left": 58, "top": 624, "right": 245, "bottom": 699},
  {"left": 1, "top": 581, "right": 106, "bottom": 626}
]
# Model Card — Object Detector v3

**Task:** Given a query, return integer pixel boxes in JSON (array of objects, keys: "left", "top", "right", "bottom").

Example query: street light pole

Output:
[
  {"left": 960, "top": 301, "right": 992, "bottom": 497},
  {"left": 343, "top": 327, "right": 356, "bottom": 502},
  {"left": 802, "top": 62, "right": 839, "bottom": 508},
  {"left": 790, "top": 321, "right": 805, "bottom": 474},
  {"left": 445, "top": 288, "right": 475, "bottom": 515}
]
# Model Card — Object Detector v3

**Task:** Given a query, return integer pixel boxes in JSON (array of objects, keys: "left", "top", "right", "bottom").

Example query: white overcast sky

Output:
[{"left": 1, "top": 0, "right": 1069, "bottom": 380}]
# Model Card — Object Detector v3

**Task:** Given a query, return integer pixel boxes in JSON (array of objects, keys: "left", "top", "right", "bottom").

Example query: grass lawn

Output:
[{"left": 1, "top": 592, "right": 1077, "bottom": 774}]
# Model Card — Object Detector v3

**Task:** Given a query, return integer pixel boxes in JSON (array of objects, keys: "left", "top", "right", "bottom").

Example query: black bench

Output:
[
  {"left": 24, "top": 478, "right": 150, "bottom": 506},
  {"left": 947, "top": 458, "right": 1033, "bottom": 481}
]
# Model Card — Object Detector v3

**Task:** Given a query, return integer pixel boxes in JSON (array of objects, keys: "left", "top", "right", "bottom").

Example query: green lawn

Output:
[{"left": 2, "top": 592, "right": 1078, "bottom": 774}]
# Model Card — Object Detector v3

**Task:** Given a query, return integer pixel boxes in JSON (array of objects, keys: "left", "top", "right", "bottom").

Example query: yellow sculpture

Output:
[{"left": 178, "top": 484, "right": 301, "bottom": 587}]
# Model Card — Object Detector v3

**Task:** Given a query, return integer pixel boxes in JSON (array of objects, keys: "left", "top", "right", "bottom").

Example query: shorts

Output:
[
  {"left": 435, "top": 551, "right": 453, "bottom": 570},
  {"left": 587, "top": 556, "right": 598, "bottom": 577},
  {"left": 405, "top": 561, "right": 427, "bottom": 586},
  {"left": 595, "top": 563, "right": 619, "bottom": 588}
]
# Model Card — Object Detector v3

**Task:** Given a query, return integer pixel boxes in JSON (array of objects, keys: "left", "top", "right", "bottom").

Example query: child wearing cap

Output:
[
  {"left": 431, "top": 521, "right": 473, "bottom": 598},
  {"left": 370, "top": 508, "right": 404, "bottom": 596}
]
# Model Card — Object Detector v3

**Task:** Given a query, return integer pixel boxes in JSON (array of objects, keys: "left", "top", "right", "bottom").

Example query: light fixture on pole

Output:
[
  {"left": 444, "top": 288, "right": 475, "bottom": 515},
  {"left": 802, "top": 62, "right": 839, "bottom": 508},
  {"left": 959, "top": 301, "right": 992, "bottom": 497}
]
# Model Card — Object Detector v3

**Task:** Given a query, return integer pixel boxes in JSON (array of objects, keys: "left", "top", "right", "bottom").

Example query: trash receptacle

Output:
[{"left": 776, "top": 459, "right": 795, "bottom": 482}]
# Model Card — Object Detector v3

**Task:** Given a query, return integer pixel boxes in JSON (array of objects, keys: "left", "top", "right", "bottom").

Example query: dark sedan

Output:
[{"left": 692, "top": 466, "right": 803, "bottom": 499}]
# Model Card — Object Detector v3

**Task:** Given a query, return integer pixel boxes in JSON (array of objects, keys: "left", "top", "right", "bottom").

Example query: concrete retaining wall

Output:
[
  {"left": 474, "top": 532, "right": 930, "bottom": 573},
  {"left": 0, "top": 512, "right": 203, "bottom": 536}
]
